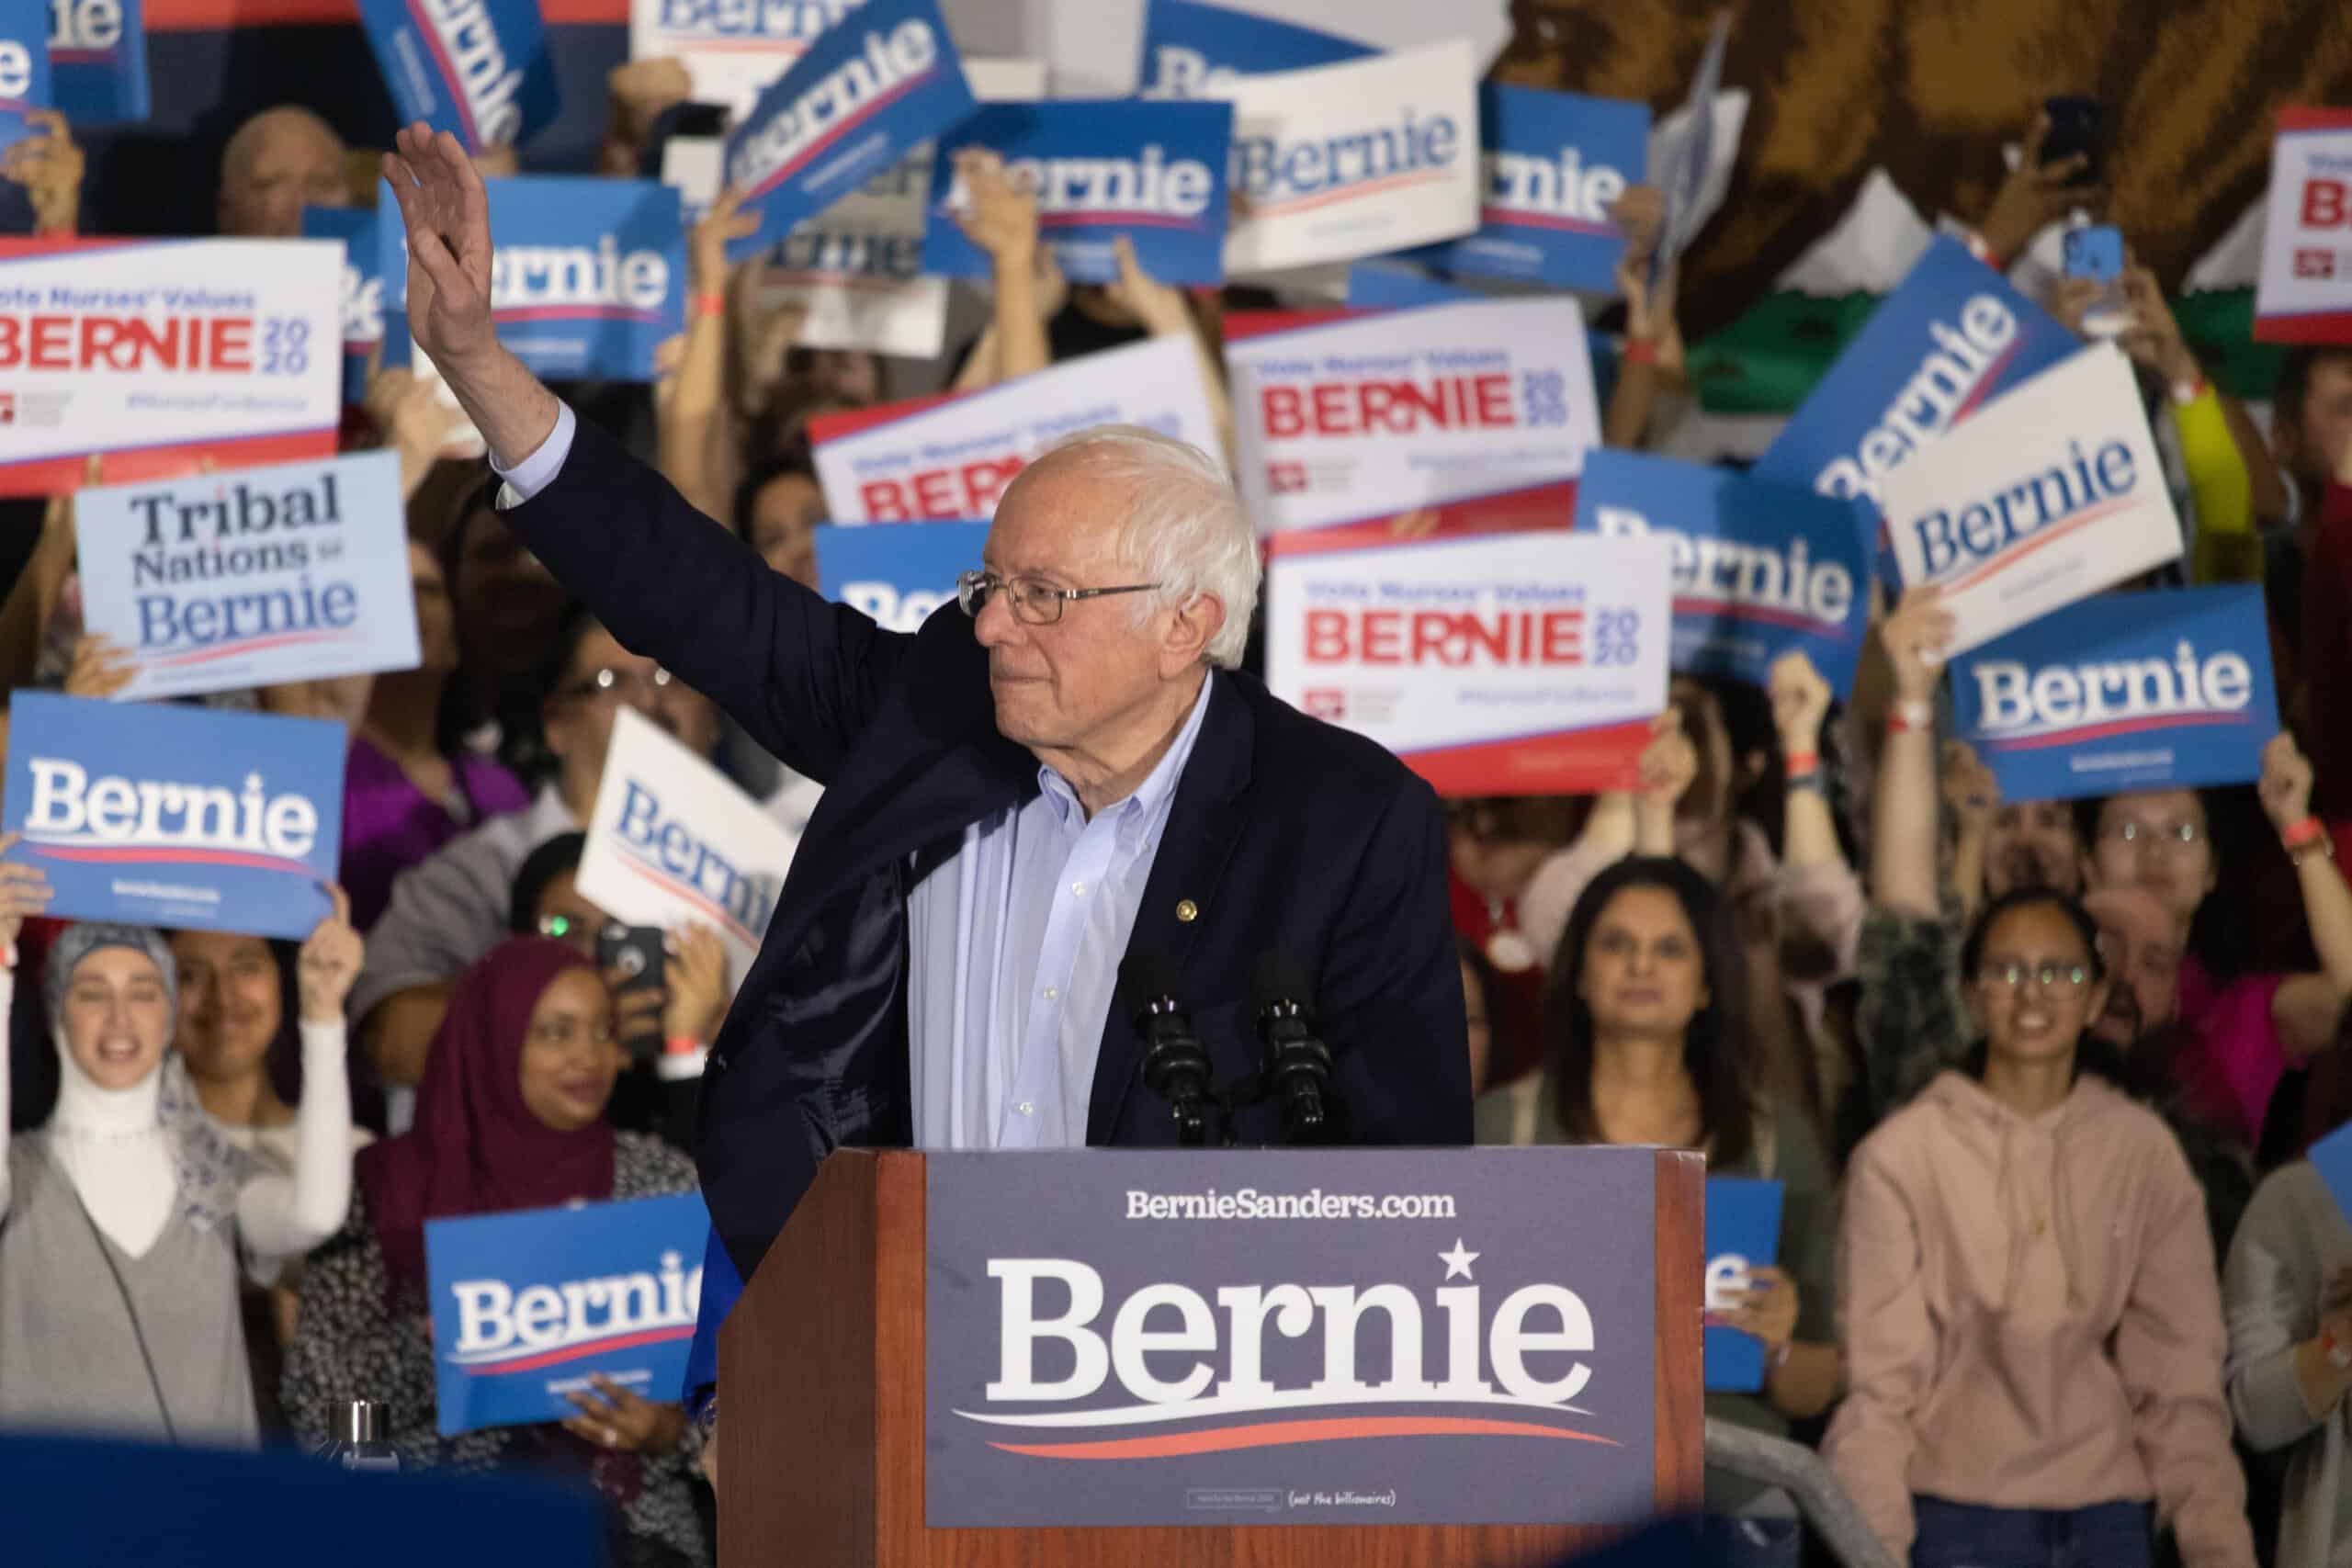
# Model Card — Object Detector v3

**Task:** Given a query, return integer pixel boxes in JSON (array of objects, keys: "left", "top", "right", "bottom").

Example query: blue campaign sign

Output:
[
  {"left": 304, "top": 206, "right": 386, "bottom": 407},
  {"left": 1404, "top": 83, "right": 1651, "bottom": 295},
  {"left": 0, "top": 9, "right": 51, "bottom": 160},
  {"left": 1574, "top": 448, "right": 1875, "bottom": 697},
  {"left": 1951, "top": 584, "right": 2278, "bottom": 805},
  {"left": 1135, "top": 0, "right": 1371, "bottom": 99},
  {"left": 74, "top": 450, "right": 423, "bottom": 704},
  {"left": 2, "top": 692, "right": 343, "bottom": 940},
  {"left": 817, "top": 518, "right": 988, "bottom": 634},
  {"left": 354, "top": 0, "right": 557, "bottom": 153},
  {"left": 922, "top": 99, "right": 1234, "bottom": 287},
  {"left": 1703, "top": 1176, "right": 1783, "bottom": 1393},
  {"left": 384, "top": 176, "right": 685, "bottom": 382},
  {"left": 1752, "top": 235, "right": 2078, "bottom": 513},
  {"left": 722, "top": 0, "right": 979, "bottom": 263},
  {"left": 47, "top": 0, "right": 141, "bottom": 126},
  {"left": 425, "top": 1193, "right": 709, "bottom": 1438},
  {"left": 1344, "top": 258, "right": 1483, "bottom": 309},
  {"left": 2313, "top": 1118, "right": 2352, "bottom": 1227}
]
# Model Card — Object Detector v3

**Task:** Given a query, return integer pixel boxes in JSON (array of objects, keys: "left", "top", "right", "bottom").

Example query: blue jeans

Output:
[
  {"left": 1911, "top": 1496, "right": 2153, "bottom": 1568},
  {"left": 1702, "top": 1513, "right": 1801, "bottom": 1568}
]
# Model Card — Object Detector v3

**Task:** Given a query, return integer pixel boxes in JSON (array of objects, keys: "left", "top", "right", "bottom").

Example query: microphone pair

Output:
[{"left": 1122, "top": 953, "right": 1333, "bottom": 1147}]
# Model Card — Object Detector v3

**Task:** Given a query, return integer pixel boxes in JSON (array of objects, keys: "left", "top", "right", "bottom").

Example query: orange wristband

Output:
[
  {"left": 2283, "top": 817, "right": 2326, "bottom": 851},
  {"left": 1783, "top": 751, "right": 1819, "bottom": 776},
  {"left": 691, "top": 291, "right": 725, "bottom": 320},
  {"left": 1623, "top": 338, "right": 1658, "bottom": 367}
]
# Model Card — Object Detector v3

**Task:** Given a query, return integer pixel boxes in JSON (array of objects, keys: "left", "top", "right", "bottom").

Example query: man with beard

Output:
[{"left": 2085, "top": 885, "right": 2255, "bottom": 1258}]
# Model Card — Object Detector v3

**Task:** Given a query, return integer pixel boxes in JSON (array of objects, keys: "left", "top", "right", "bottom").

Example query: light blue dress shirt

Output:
[{"left": 493, "top": 407, "right": 1216, "bottom": 1151}]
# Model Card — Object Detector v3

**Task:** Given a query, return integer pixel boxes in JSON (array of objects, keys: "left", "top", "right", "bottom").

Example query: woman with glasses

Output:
[
  {"left": 2077, "top": 734, "right": 2352, "bottom": 1149},
  {"left": 1825, "top": 888, "right": 2255, "bottom": 1568},
  {"left": 285, "top": 937, "right": 708, "bottom": 1566}
]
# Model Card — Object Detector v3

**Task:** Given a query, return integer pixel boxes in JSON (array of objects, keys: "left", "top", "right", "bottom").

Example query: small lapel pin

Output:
[{"left": 1175, "top": 899, "right": 1199, "bottom": 923}]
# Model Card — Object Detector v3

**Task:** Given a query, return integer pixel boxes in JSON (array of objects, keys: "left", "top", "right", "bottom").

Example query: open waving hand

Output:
[{"left": 379, "top": 124, "right": 560, "bottom": 467}]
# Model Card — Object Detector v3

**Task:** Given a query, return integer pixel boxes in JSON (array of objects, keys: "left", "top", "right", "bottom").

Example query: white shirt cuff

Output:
[{"left": 489, "top": 401, "right": 578, "bottom": 509}]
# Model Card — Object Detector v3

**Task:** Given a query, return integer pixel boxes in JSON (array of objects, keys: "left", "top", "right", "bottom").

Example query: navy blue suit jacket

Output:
[{"left": 499, "top": 420, "right": 1472, "bottom": 1402}]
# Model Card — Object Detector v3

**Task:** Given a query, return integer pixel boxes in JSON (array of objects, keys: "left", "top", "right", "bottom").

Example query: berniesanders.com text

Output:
[{"left": 1125, "top": 1188, "right": 1457, "bottom": 1221}]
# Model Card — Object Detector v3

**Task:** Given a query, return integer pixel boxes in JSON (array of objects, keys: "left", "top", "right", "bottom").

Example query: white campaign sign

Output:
[
  {"left": 629, "top": 0, "right": 852, "bottom": 125},
  {"left": 809, "top": 333, "right": 1222, "bottom": 523},
  {"left": 1266, "top": 529, "right": 1671, "bottom": 797},
  {"left": 1222, "top": 39, "right": 1480, "bottom": 276},
  {"left": 576, "top": 706, "right": 802, "bottom": 987},
  {"left": 1227, "top": 298, "right": 1601, "bottom": 534},
  {"left": 750, "top": 143, "right": 946, "bottom": 358},
  {"left": 1881, "top": 344, "right": 2185, "bottom": 652},
  {"left": 2254, "top": 108, "right": 2352, "bottom": 344},
  {"left": 75, "top": 450, "right": 422, "bottom": 702},
  {"left": 0, "top": 238, "right": 342, "bottom": 493}
]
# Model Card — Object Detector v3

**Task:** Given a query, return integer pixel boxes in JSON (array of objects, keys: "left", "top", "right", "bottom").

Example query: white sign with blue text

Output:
[
  {"left": 722, "top": 0, "right": 978, "bottom": 262},
  {"left": 425, "top": 1192, "right": 708, "bottom": 1437},
  {"left": 1574, "top": 449, "right": 1874, "bottom": 697},
  {"left": 74, "top": 450, "right": 420, "bottom": 703},
  {"left": 304, "top": 206, "right": 386, "bottom": 407},
  {"left": 1703, "top": 1177, "right": 1782, "bottom": 1393},
  {"left": 1951, "top": 585, "right": 2278, "bottom": 804},
  {"left": 383, "top": 177, "right": 686, "bottom": 383},
  {"left": 1135, "top": 0, "right": 1370, "bottom": 101},
  {"left": 1882, "top": 344, "right": 2183, "bottom": 652},
  {"left": 817, "top": 517, "right": 987, "bottom": 633},
  {"left": 576, "top": 707, "right": 801, "bottom": 987},
  {"left": 922, "top": 99, "right": 1235, "bottom": 286},
  {"left": 355, "top": 0, "right": 556, "bottom": 152},
  {"left": 1405, "top": 83, "right": 1649, "bottom": 295},
  {"left": 1222, "top": 38, "right": 1480, "bottom": 276},
  {"left": 2, "top": 692, "right": 342, "bottom": 939},
  {"left": 48, "top": 0, "right": 144, "bottom": 125},
  {"left": 629, "top": 0, "right": 854, "bottom": 124}
]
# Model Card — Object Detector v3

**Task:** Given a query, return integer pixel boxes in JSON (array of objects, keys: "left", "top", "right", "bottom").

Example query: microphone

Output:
[
  {"left": 1122, "top": 953, "right": 1213, "bottom": 1147},
  {"left": 1252, "top": 954, "right": 1333, "bottom": 1145}
]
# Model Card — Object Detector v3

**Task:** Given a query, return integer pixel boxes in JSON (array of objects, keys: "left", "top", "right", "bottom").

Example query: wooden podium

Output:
[{"left": 720, "top": 1147, "right": 1703, "bottom": 1567}]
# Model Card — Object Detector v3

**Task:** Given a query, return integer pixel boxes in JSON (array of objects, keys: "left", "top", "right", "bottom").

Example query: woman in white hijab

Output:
[{"left": 0, "top": 840, "right": 361, "bottom": 1448}]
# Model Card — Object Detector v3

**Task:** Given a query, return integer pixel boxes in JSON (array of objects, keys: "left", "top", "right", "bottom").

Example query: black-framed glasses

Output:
[
  {"left": 2098, "top": 819, "right": 2203, "bottom": 852},
  {"left": 957, "top": 570, "right": 1161, "bottom": 626},
  {"left": 560, "top": 665, "right": 673, "bottom": 703},
  {"left": 1976, "top": 960, "right": 2093, "bottom": 992}
]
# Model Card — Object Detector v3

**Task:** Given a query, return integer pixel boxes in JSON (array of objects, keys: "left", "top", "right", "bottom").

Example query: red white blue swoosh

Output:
[
  {"left": 956, "top": 1392, "right": 1617, "bottom": 1460},
  {"left": 612, "top": 840, "right": 763, "bottom": 949},
  {"left": 25, "top": 834, "right": 313, "bottom": 877},
  {"left": 452, "top": 1323, "right": 695, "bottom": 1375},
  {"left": 143, "top": 627, "right": 366, "bottom": 668},
  {"left": 741, "top": 68, "right": 940, "bottom": 204},
  {"left": 1982, "top": 709, "right": 2250, "bottom": 750},
  {"left": 1672, "top": 594, "right": 1839, "bottom": 632}
]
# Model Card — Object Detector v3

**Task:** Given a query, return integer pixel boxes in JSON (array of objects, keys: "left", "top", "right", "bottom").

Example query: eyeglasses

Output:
[
  {"left": 2098, "top": 820, "right": 2203, "bottom": 852},
  {"left": 560, "top": 665, "right": 673, "bottom": 703},
  {"left": 956, "top": 570, "right": 1161, "bottom": 626},
  {"left": 1977, "top": 960, "right": 2093, "bottom": 991}
]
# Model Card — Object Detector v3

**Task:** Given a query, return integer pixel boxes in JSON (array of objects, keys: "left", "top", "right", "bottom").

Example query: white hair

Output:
[{"left": 1019, "top": 424, "right": 1261, "bottom": 670}]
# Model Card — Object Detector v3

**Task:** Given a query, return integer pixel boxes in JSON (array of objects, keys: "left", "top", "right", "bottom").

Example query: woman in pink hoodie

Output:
[{"left": 1825, "top": 888, "right": 2255, "bottom": 1568}]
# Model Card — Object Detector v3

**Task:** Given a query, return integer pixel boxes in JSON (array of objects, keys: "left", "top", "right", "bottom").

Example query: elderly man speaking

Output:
[{"left": 379, "top": 126, "right": 1469, "bottom": 1474}]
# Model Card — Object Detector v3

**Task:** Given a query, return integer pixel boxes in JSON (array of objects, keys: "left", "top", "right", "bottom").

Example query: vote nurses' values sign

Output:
[
  {"left": 1265, "top": 527, "right": 1672, "bottom": 796},
  {"left": 426, "top": 1193, "right": 708, "bottom": 1437},
  {"left": 2, "top": 691, "right": 343, "bottom": 940},
  {"left": 74, "top": 451, "right": 422, "bottom": 704},
  {"left": 1226, "top": 298, "right": 1601, "bottom": 535},
  {"left": 575, "top": 707, "right": 802, "bottom": 986},
  {"left": 2255, "top": 107, "right": 2352, "bottom": 344},
  {"left": 1951, "top": 585, "right": 2278, "bottom": 804},
  {"left": 1880, "top": 344, "right": 2184, "bottom": 653},
  {"left": 0, "top": 237, "right": 341, "bottom": 494},
  {"left": 807, "top": 333, "right": 1222, "bottom": 524}
]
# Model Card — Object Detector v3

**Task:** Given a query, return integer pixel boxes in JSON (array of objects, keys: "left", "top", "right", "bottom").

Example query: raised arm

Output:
[
  {"left": 1870, "top": 588, "right": 1954, "bottom": 919},
  {"left": 0, "top": 840, "right": 54, "bottom": 1220},
  {"left": 658, "top": 188, "right": 760, "bottom": 523},
  {"left": 2256, "top": 734, "right": 2352, "bottom": 1061},
  {"left": 381, "top": 123, "right": 916, "bottom": 777},
  {"left": 238, "top": 888, "right": 360, "bottom": 1262}
]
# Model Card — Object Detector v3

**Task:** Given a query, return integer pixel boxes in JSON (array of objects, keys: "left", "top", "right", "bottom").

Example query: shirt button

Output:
[
  {"left": 1017, "top": 1101, "right": 1035, "bottom": 1116},
  {"left": 1071, "top": 881, "right": 1087, "bottom": 897},
  {"left": 1043, "top": 986, "right": 1059, "bottom": 1001}
]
